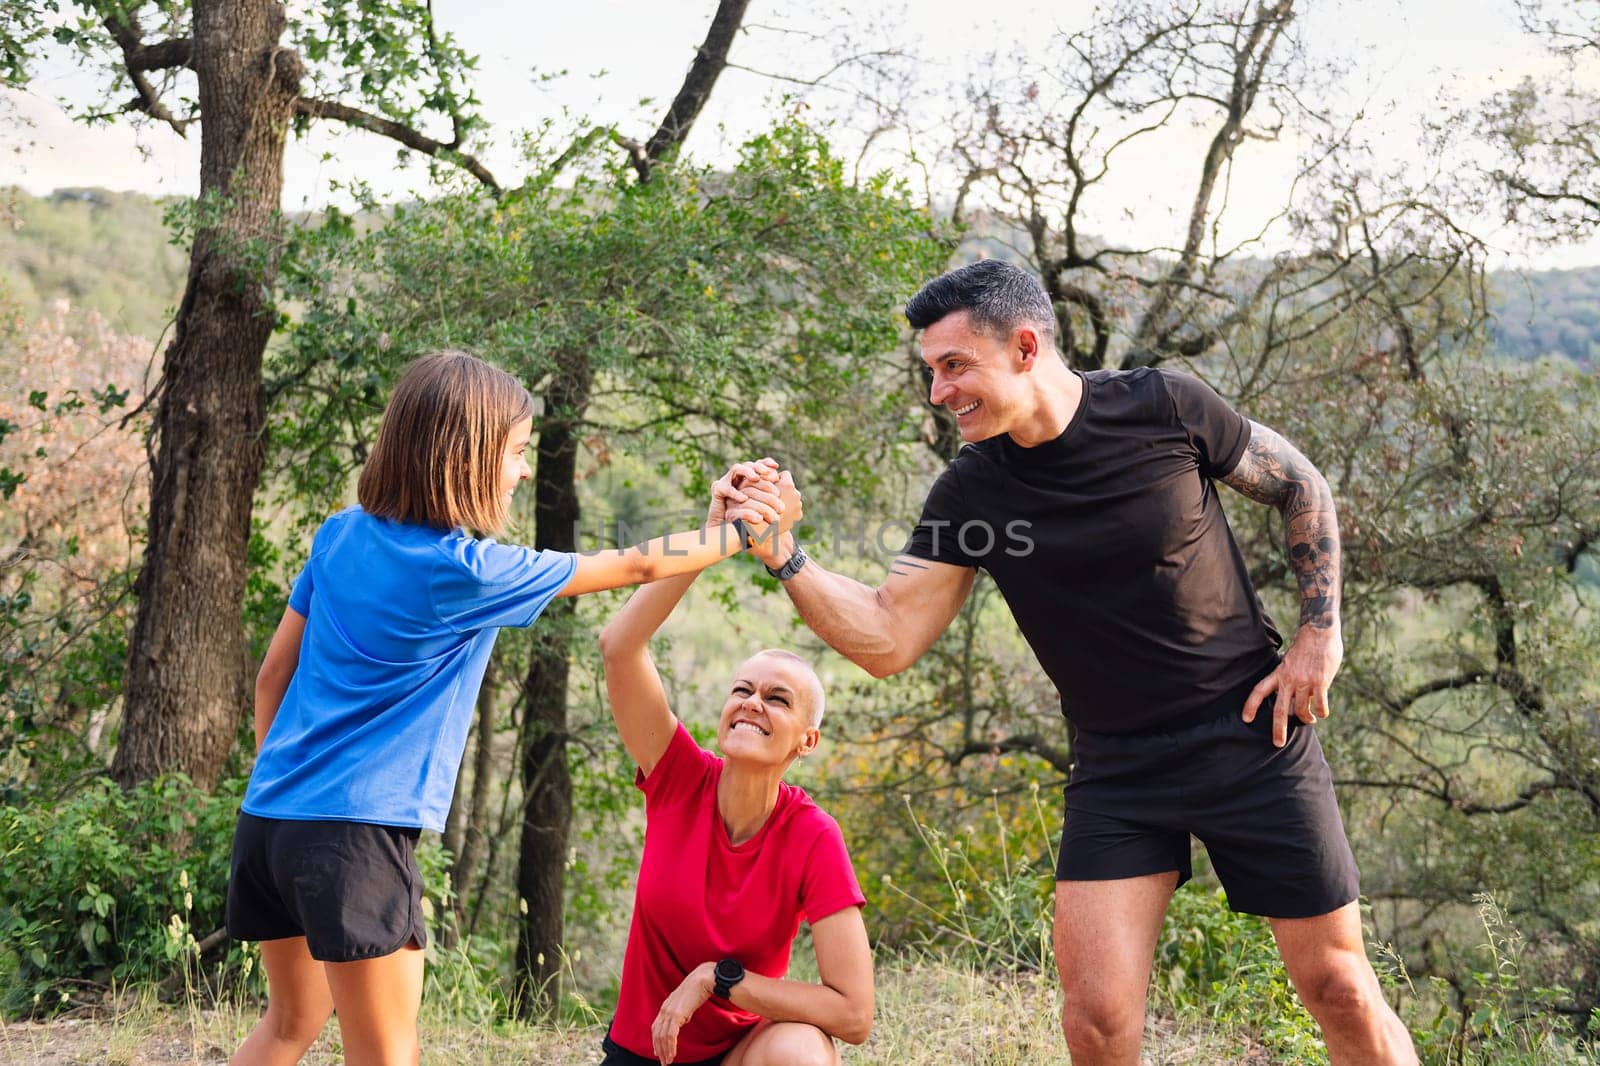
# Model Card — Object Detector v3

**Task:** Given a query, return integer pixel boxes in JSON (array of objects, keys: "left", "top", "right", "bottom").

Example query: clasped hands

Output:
[{"left": 708, "top": 457, "right": 800, "bottom": 568}]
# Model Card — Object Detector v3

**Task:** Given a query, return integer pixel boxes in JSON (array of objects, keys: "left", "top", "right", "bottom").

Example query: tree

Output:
[
  {"left": 1476, "top": 2, "right": 1600, "bottom": 241},
  {"left": 0, "top": 0, "right": 499, "bottom": 790}
]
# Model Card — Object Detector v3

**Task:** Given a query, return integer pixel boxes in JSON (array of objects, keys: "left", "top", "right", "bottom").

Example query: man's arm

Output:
[
  {"left": 1219, "top": 419, "right": 1343, "bottom": 745},
  {"left": 762, "top": 534, "right": 974, "bottom": 679}
]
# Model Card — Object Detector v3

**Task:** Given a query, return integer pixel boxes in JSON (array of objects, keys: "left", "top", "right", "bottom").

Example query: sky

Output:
[{"left": 4, "top": 0, "right": 1598, "bottom": 270}]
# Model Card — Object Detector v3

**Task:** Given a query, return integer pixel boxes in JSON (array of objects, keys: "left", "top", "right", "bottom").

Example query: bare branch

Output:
[
  {"left": 293, "top": 96, "right": 500, "bottom": 192},
  {"left": 101, "top": 11, "right": 193, "bottom": 136},
  {"left": 634, "top": 0, "right": 753, "bottom": 182}
]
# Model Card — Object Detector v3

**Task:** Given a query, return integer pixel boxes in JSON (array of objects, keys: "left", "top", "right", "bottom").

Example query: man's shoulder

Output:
[
  {"left": 1081, "top": 366, "right": 1183, "bottom": 426},
  {"left": 1083, "top": 365, "right": 1169, "bottom": 398},
  {"left": 945, "top": 437, "right": 1006, "bottom": 473}
]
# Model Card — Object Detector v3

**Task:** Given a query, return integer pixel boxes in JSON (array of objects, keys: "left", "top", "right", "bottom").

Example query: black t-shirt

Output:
[{"left": 904, "top": 367, "right": 1281, "bottom": 734}]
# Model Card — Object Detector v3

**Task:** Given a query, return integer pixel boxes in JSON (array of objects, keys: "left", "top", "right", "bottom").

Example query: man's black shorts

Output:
[
  {"left": 226, "top": 812, "right": 427, "bottom": 962},
  {"left": 1057, "top": 680, "right": 1361, "bottom": 919}
]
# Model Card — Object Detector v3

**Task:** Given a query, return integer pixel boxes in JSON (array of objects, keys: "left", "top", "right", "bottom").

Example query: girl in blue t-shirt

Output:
[{"left": 226, "top": 350, "right": 795, "bottom": 1066}]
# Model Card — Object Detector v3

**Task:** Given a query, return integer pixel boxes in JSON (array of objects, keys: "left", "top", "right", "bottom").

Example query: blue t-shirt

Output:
[{"left": 243, "top": 507, "right": 578, "bottom": 831}]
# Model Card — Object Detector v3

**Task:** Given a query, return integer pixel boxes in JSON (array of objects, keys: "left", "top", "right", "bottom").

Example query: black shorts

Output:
[
  {"left": 600, "top": 1028, "right": 728, "bottom": 1066},
  {"left": 226, "top": 812, "right": 427, "bottom": 962},
  {"left": 1058, "top": 683, "right": 1361, "bottom": 920}
]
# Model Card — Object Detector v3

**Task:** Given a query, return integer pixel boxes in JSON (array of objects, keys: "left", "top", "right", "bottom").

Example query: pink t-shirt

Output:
[{"left": 609, "top": 722, "right": 866, "bottom": 1061}]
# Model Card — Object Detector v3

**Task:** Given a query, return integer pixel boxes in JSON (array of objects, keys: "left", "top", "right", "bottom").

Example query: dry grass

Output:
[{"left": 0, "top": 959, "right": 1290, "bottom": 1066}]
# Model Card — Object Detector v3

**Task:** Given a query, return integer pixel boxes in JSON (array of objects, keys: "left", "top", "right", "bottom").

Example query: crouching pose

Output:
[{"left": 596, "top": 461, "right": 872, "bottom": 1066}]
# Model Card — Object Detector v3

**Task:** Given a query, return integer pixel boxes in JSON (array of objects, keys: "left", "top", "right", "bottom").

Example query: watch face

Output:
[{"left": 716, "top": 958, "right": 743, "bottom": 982}]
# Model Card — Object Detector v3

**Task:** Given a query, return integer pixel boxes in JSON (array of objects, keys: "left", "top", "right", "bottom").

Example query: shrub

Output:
[{"left": 0, "top": 773, "right": 250, "bottom": 1016}]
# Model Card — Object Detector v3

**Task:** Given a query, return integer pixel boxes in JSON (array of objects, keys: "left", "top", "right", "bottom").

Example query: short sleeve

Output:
[
  {"left": 1160, "top": 369, "right": 1252, "bottom": 478},
  {"left": 903, "top": 465, "right": 979, "bottom": 568},
  {"left": 635, "top": 721, "right": 717, "bottom": 811},
  {"left": 431, "top": 539, "right": 579, "bottom": 633},
  {"left": 287, "top": 560, "right": 314, "bottom": 616},
  {"left": 799, "top": 818, "right": 867, "bottom": 924}
]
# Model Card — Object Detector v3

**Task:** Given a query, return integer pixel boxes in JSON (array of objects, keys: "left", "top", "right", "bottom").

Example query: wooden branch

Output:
[
  {"left": 294, "top": 96, "right": 500, "bottom": 192},
  {"left": 131, "top": 37, "right": 192, "bottom": 72},
  {"left": 102, "top": 11, "right": 193, "bottom": 136},
  {"left": 632, "top": 0, "right": 752, "bottom": 182},
  {"left": 1499, "top": 172, "right": 1600, "bottom": 218},
  {"left": 1131, "top": 0, "right": 1294, "bottom": 351},
  {"left": 949, "top": 732, "right": 1074, "bottom": 775}
]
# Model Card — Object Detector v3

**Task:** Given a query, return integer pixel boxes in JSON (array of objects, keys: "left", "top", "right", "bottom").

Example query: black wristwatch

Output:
[
  {"left": 713, "top": 957, "right": 745, "bottom": 1000},
  {"left": 764, "top": 543, "right": 808, "bottom": 581},
  {"left": 729, "top": 517, "right": 754, "bottom": 550}
]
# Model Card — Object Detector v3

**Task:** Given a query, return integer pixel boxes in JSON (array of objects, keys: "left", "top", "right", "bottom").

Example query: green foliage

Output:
[
  {"left": 1394, "top": 895, "right": 1598, "bottom": 1065},
  {"left": 267, "top": 117, "right": 950, "bottom": 511},
  {"left": 290, "top": 0, "right": 485, "bottom": 155},
  {"left": 875, "top": 791, "right": 1056, "bottom": 973},
  {"left": 1493, "top": 267, "right": 1600, "bottom": 366},
  {"left": 0, "top": 774, "right": 252, "bottom": 1017},
  {"left": 1152, "top": 886, "right": 1324, "bottom": 1062}
]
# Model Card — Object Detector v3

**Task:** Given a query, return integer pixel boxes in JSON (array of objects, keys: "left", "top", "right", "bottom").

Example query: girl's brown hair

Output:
[{"left": 357, "top": 350, "right": 533, "bottom": 535}]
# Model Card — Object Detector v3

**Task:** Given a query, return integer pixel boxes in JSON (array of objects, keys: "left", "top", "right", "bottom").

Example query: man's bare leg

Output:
[
  {"left": 1271, "top": 901, "right": 1417, "bottom": 1066},
  {"left": 1053, "top": 872, "right": 1179, "bottom": 1066}
]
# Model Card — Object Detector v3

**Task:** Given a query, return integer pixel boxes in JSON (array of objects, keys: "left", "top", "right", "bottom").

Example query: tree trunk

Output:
[
  {"left": 441, "top": 660, "right": 501, "bottom": 947},
  {"left": 514, "top": 354, "right": 592, "bottom": 1018},
  {"left": 112, "top": 0, "right": 299, "bottom": 790}
]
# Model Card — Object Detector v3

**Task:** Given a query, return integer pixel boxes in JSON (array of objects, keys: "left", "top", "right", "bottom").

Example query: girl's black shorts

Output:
[
  {"left": 1058, "top": 683, "right": 1362, "bottom": 920},
  {"left": 226, "top": 811, "right": 427, "bottom": 963}
]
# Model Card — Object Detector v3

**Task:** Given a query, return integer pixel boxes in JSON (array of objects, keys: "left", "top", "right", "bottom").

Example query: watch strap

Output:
[{"left": 765, "top": 543, "right": 808, "bottom": 581}]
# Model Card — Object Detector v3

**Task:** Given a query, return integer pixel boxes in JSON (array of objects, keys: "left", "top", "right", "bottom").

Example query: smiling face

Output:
[
  {"left": 920, "top": 311, "right": 1041, "bottom": 443},
  {"left": 716, "top": 651, "right": 823, "bottom": 769},
  {"left": 499, "top": 416, "right": 533, "bottom": 505}
]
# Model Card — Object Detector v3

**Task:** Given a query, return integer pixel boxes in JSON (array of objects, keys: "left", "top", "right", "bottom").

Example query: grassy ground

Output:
[{"left": 0, "top": 960, "right": 1273, "bottom": 1066}]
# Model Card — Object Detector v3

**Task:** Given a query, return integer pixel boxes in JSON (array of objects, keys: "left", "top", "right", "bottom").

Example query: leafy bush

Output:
[
  {"left": 1400, "top": 894, "right": 1597, "bottom": 1065},
  {"left": 0, "top": 773, "right": 250, "bottom": 1016},
  {"left": 1152, "top": 883, "right": 1324, "bottom": 1062},
  {"left": 876, "top": 790, "right": 1056, "bottom": 973}
]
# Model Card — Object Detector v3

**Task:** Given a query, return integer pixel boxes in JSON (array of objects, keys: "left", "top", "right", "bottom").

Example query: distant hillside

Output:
[
  {"left": 1490, "top": 267, "right": 1600, "bottom": 367},
  {"left": 2, "top": 186, "right": 1598, "bottom": 366},
  {"left": 0, "top": 187, "right": 187, "bottom": 342}
]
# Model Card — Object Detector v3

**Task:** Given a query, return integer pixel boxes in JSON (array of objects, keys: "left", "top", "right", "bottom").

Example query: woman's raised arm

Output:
[{"left": 597, "top": 461, "right": 785, "bottom": 774}]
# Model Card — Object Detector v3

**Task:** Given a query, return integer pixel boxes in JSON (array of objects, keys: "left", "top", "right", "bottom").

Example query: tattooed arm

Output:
[
  {"left": 1220, "top": 420, "right": 1344, "bottom": 745},
  {"left": 764, "top": 532, "right": 975, "bottom": 679}
]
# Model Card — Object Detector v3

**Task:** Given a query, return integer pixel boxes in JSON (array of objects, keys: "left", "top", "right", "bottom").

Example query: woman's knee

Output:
[{"left": 740, "top": 1022, "right": 839, "bottom": 1066}]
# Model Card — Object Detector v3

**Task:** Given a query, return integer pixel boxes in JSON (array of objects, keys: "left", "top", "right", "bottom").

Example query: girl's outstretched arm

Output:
[{"left": 557, "top": 461, "right": 795, "bottom": 599}]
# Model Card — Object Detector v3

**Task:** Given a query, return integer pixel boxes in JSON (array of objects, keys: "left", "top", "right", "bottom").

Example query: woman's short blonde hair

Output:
[{"left": 357, "top": 350, "right": 533, "bottom": 535}]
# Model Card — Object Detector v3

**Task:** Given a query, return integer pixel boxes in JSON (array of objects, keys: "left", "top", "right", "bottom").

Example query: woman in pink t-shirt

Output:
[{"left": 595, "top": 461, "right": 872, "bottom": 1066}]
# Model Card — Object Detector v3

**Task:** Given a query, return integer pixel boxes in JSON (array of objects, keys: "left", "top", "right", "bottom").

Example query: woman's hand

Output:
[
  {"left": 652, "top": 961, "right": 716, "bottom": 1064},
  {"left": 705, "top": 458, "right": 780, "bottom": 528}
]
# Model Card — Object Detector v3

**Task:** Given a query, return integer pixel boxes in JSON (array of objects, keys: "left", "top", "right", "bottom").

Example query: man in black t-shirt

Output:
[{"left": 750, "top": 261, "right": 1416, "bottom": 1065}]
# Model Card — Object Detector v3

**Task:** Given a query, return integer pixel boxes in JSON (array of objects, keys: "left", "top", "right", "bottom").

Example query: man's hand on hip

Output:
[{"left": 1242, "top": 625, "right": 1343, "bottom": 747}]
